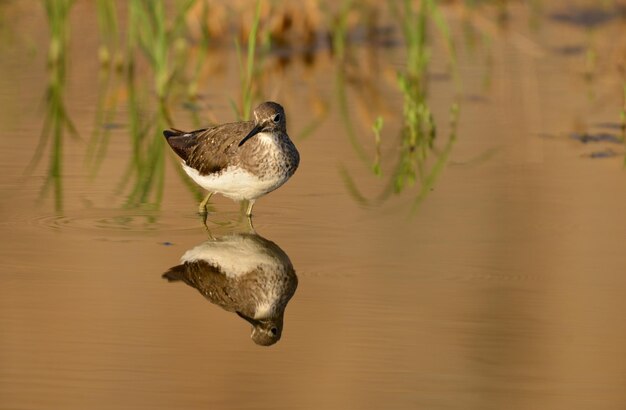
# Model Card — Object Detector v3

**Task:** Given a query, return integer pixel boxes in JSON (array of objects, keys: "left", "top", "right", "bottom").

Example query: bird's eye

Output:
[
  {"left": 270, "top": 327, "right": 278, "bottom": 335},
  {"left": 272, "top": 114, "right": 281, "bottom": 123}
]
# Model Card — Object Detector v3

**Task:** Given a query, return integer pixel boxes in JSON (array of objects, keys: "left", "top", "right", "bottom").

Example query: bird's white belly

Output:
[
  {"left": 181, "top": 236, "right": 279, "bottom": 278},
  {"left": 182, "top": 163, "right": 285, "bottom": 201}
]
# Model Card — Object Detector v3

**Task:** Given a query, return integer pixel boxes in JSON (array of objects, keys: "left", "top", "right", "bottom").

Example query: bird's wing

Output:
[
  {"left": 184, "top": 121, "right": 254, "bottom": 175},
  {"left": 163, "top": 128, "right": 204, "bottom": 162},
  {"left": 163, "top": 260, "right": 253, "bottom": 313}
]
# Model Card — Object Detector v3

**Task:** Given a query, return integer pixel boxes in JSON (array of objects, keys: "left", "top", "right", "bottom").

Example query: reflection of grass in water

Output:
[
  {"left": 622, "top": 83, "right": 626, "bottom": 165},
  {"left": 128, "top": 0, "right": 196, "bottom": 101},
  {"left": 86, "top": 0, "right": 122, "bottom": 176},
  {"left": 117, "top": 65, "right": 171, "bottom": 209},
  {"left": 371, "top": 116, "right": 383, "bottom": 176},
  {"left": 232, "top": 0, "right": 262, "bottom": 121},
  {"left": 584, "top": 31, "right": 597, "bottom": 100},
  {"left": 341, "top": 0, "right": 459, "bottom": 213},
  {"left": 95, "top": 0, "right": 119, "bottom": 67},
  {"left": 330, "top": 0, "right": 370, "bottom": 165},
  {"left": 89, "top": 0, "right": 202, "bottom": 209},
  {"left": 294, "top": 104, "right": 329, "bottom": 141},
  {"left": 187, "top": 0, "right": 211, "bottom": 100},
  {"left": 329, "top": 0, "right": 353, "bottom": 61},
  {"left": 27, "top": 0, "right": 78, "bottom": 212},
  {"left": 89, "top": 0, "right": 265, "bottom": 209},
  {"left": 85, "top": 61, "right": 122, "bottom": 177},
  {"left": 392, "top": 0, "right": 459, "bottom": 211},
  {"left": 340, "top": 103, "right": 459, "bottom": 212},
  {"left": 335, "top": 66, "right": 369, "bottom": 165},
  {"left": 408, "top": 105, "right": 459, "bottom": 211},
  {"left": 621, "top": 84, "right": 626, "bottom": 136}
]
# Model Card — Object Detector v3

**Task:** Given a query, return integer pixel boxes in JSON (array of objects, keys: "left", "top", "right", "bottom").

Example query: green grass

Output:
[
  {"left": 26, "top": 0, "right": 77, "bottom": 211},
  {"left": 84, "top": 64, "right": 121, "bottom": 177},
  {"left": 621, "top": 83, "right": 626, "bottom": 136},
  {"left": 87, "top": 0, "right": 265, "bottom": 209},
  {"left": 95, "top": 0, "right": 119, "bottom": 66},
  {"left": 187, "top": 0, "right": 211, "bottom": 99},
  {"left": 339, "top": 0, "right": 460, "bottom": 212},
  {"left": 232, "top": 0, "right": 262, "bottom": 121},
  {"left": 32, "top": 0, "right": 472, "bottom": 214},
  {"left": 85, "top": 0, "right": 124, "bottom": 177},
  {"left": 371, "top": 116, "right": 384, "bottom": 176},
  {"left": 391, "top": 0, "right": 459, "bottom": 211},
  {"left": 89, "top": 0, "right": 203, "bottom": 209},
  {"left": 622, "top": 83, "right": 626, "bottom": 165},
  {"left": 117, "top": 59, "right": 173, "bottom": 209},
  {"left": 330, "top": 0, "right": 371, "bottom": 165}
]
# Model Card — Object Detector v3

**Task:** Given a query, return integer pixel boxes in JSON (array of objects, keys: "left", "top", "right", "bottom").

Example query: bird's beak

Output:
[
  {"left": 238, "top": 124, "right": 263, "bottom": 147},
  {"left": 237, "top": 311, "right": 262, "bottom": 327}
]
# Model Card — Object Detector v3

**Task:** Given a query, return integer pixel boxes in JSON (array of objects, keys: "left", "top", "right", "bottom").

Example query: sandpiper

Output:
[
  {"left": 163, "top": 101, "right": 299, "bottom": 216},
  {"left": 162, "top": 232, "right": 298, "bottom": 346}
]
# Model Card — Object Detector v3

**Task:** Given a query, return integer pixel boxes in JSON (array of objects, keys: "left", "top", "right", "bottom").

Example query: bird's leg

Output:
[
  {"left": 198, "top": 192, "right": 214, "bottom": 214},
  {"left": 201, "top": 210, "right": 209, "bottom": 232},
  {"left": 202, "top": 216, "right": 216, "bottom": 240},
  {"left": 246, "top": 214, "right": 256, "bottom": 234},
  {"left": 245, "top": 199, "right": 256, "bottom": 217}
]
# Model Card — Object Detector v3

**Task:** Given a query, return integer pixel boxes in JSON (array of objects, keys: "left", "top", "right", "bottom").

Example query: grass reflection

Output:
[
  {"left": 232, "top": 0, "right": 263, "bottom": 121},
  {"left": 95, "top": 0, "right": 121, "bottom": 68},
  {"left": 118, "top": 69, "right": 170, "bottom": 209},
  {"left": 128, "top": 0, "right": 196, "bottom": 101},
  {"left": 85, "top": 56, "right": 122, "bottom": 177},
  {"left": 91, "top": 0, "right": 204, "bottom": 209},
  {"left": 32, "top": 1, "right": 608, "bottom": 215},
  {"left": 621, "top": 83, "right": 626, "bottom": 142},
  {"left": 329, "top": 1, "right": 390, "bottom": 167},
  {"left": 340, "top": 0, "right": 460, "bottom": 213},
  {"left": 27, "top": 0, "right": 77, "bottom": 212},
  {"left": 102, "top": 0, "right": 268, "bottom": 209},
  {"left": 390, "top": 0, "right": 460, "bottom": 211},
  {"left": 31, "top": 1, "right": 465, "bottom": 214}
]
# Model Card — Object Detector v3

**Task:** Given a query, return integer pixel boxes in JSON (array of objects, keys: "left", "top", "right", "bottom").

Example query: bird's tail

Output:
[
  {"left": 163, "top": 128, "right": 186, "bottom": 139},
  {"left": 162, "top": 265, "right": 186, "bottom": 282},
  {"left": 163, "top": 128, "right": 198, "bottom": 161}
]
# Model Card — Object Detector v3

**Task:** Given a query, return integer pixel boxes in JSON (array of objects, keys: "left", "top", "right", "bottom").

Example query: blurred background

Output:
[{"left": 1, "top": 0, "right": 626, "bottom": 409}]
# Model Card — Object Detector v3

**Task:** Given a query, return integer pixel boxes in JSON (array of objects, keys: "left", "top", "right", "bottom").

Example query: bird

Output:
[
  {"left": 163, "top": 101, "right": 299, "bottom": 216},
  {"left": 162, "top": 232, "right": 298, "bottom": 346}
]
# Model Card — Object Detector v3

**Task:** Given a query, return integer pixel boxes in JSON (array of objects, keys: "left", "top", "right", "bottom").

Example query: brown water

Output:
[{"left": 2, "top": 1, "right": 626, "bottom": 409}]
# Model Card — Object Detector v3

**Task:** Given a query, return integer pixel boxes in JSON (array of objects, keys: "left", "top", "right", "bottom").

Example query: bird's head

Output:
[{"left": 238, "top": 101, "right": 286, "bottom": 147}]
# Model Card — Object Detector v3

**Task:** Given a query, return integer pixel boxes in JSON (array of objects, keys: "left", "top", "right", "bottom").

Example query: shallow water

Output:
[{"left": 2, "top": 1, "right": 626, "bottom": 409}]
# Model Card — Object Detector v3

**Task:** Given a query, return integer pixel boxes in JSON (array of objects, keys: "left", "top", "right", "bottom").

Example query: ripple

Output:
[{"left": 27, "top": 209, "right": 205, "bottom": 235}]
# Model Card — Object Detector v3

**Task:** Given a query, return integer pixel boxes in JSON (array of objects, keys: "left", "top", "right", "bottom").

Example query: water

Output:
[{"left": 2, "top": 1, "right": 626, "bottom": 409}]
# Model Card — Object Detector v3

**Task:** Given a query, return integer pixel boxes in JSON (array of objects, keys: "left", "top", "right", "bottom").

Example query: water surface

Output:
[{"left": 2, "top": 1, "right": 626, "bottom": 409}]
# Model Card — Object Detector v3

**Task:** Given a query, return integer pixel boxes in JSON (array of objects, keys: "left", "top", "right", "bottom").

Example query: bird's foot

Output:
[
  {"left": 245, "top": 199, "right": 256, "bottom": 217},
  {"left": 198, "top": 192, "right": 215, "bottom": 214},
  {"left": 246, "top": 214, "right": 256, "bottom": 234}
]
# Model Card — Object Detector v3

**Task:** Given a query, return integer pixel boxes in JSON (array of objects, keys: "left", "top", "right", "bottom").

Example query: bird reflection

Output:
[{"left": 162, "top": 232, "right": 297, "bottom": 346}]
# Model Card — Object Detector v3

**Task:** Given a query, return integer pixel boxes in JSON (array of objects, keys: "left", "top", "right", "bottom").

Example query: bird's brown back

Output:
[
  {"left": 164, "top": 121, "right": 254, "bottom": 176},
  {"left": 163, "top": 260, "right": 261, "bottom": 316}
]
